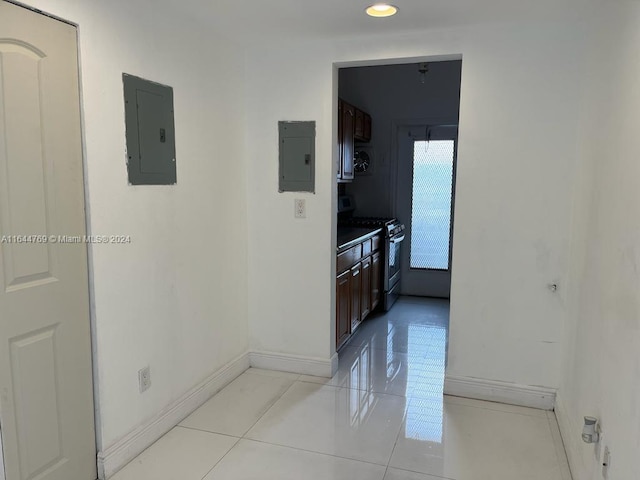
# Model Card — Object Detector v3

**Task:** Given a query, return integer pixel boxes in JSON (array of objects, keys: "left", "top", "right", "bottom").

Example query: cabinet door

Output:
[
  {"left": 363, "top": 113, "right": 372, "bottom": 142},
  {"left": 361, "top": 256, "right": 372, "bottom": 320},
  {"left": 371, "top": 251, "right": 381, "bottom": 311},
  {"left": 336, "top": 270, "right": 351, "bottom": 348},
  {"left": 350, "top": 262, "right": 362, "bottom": 331},
  {"left": 337, "top": 100, "right": 343, "bottom": 179},
  {"left": 341, "top": 102, "right": 355, "bottom": 180},
  {"left": 354, "top": 108, "right": 364, "bottom": 139}
]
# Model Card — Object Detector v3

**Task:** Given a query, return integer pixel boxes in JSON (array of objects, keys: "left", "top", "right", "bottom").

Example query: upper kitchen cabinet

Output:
[
  {"left": 354, "top": 108, "right": 371, "bottom": 143},
  {"left": 337, "top": 99, "right": 371, "bottom": 183},
  {"left": 338, "top": 99, "right": 354, "bottom": 182}
]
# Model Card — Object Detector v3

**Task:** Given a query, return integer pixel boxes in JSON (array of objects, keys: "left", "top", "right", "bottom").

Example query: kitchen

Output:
[{"left": 335, "top": 60, "right": 462, "bottom": 350}]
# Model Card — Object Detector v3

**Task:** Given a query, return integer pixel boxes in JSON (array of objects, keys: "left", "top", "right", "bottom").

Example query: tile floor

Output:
[{"left": 111, "top": 297, "right": 572, "bottom": 480}]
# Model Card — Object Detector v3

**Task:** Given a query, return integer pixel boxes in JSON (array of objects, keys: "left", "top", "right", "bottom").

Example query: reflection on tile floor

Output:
[{"left": 111, "top": 297, "right": 572, "bottom": 480}]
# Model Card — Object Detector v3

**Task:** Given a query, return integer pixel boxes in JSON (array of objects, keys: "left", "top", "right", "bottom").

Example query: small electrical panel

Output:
[
  {"left": 123, "top": 73, "right": 176, "bottom": 185},
  {"left": 279, "top": 121, "right": 315, "bottom": 193}
]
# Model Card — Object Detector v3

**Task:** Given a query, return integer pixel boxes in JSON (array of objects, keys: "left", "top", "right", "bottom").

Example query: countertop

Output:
[{"left": 337, "top": 227, "right": 382, "bottom": 252}]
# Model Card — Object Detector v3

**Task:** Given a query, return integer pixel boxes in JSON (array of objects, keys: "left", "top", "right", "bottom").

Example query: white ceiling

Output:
[{"left": 163, "top": 0, "right": 595, "bottom": 46}]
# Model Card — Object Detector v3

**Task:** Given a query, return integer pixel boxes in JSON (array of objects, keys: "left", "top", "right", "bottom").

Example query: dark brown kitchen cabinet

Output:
[
  {"left": 354, "top": 109, "right": 372, "bottom": 143},
  {"left": 363, "top": 113, "right": 371, "bottom": 142},
  {"left": 350, "top": 263, "right": 362, "bottom": 331},
  {"left": 336, "top": 270, "right": 351, "bottom": 348},
  {"left": 354, "top": 109, "right": 364, "bottom": 139},
  {"left": 337, "top": 100, "right": 343, "bottom": 178},
  {"left": 336, "top": 232, "right": 383, "bottom": 349},
  {"left": 371, "top": 251, "right": 381, "bottom": 311},
  {"left": 338, "top": 100, "right": 354, "bottom": 182},
  {"left": 361, "top": 256, "right": 372, "bottom": 319},
  {"left": 338, "top": 99, "right": 371, "bottom": 182}
]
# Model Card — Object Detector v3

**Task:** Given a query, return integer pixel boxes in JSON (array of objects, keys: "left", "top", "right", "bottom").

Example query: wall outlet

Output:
[
  {"left": 138, "top": 366, "right": 151, "bottom": 393},
  {"left": 294, "top": 198, "right": 306, "bottom": 218}
]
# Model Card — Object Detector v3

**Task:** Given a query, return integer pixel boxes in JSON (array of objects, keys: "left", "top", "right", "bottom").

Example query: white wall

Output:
[
  {"left": 246, "top": 20, "right": 590, "bottom": 390},
  {"left": 20, "top": 0, "right": 249, "bottom": 454},
  {"left": 557, "top": 4, "right": 640, "bottom": 479},
  {"left": 339, "top": 60, "right": 462, "bottom": 217}
]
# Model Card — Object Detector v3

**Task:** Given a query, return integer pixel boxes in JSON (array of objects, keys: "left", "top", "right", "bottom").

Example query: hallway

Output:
[{"left": 112, "top": 297, "right": 571, "bottom": 480}]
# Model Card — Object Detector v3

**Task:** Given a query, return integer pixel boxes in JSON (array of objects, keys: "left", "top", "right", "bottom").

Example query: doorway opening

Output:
[{"left": 334, "top": 58, "right": 462, "bottom": 414}]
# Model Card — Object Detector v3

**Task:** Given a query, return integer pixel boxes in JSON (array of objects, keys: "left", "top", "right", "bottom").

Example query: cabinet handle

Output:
[{"left": 352, "top": 270, "right": 360, "bottom": 276}]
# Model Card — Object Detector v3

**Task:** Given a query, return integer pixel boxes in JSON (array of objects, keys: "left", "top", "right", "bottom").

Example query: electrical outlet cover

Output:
[{"left": 295, "top": 198, "right": 306, "bottom": 218}]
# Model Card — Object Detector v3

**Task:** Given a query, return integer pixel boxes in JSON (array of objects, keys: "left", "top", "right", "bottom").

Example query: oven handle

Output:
[{"left": 390, "top": 234, "right": 405, "bottom": 244}]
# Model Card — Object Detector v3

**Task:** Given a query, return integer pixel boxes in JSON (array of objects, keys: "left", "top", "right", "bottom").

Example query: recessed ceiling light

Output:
[{"left": 365, "top": 4, "right": 398, "bottom": 18}]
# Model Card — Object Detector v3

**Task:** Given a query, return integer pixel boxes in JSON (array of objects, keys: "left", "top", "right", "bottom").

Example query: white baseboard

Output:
[
  {"left": 444, "top": 375, "right": 556, "bottom": 410},
  {"left": 249, "top": 350, "right": 337, "bottom": 378},
  {"left": 97, "top": 352, "right": 250, "bottom": 479}
]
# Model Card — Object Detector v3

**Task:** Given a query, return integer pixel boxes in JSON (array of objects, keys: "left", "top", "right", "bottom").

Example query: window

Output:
[{"left": 410, "top": 140, "right": 455, "bottom": 270}]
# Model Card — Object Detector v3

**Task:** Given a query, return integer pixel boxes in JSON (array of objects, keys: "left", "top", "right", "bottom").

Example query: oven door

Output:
[{"left": 386, "top": 232, "right": 405, "bottom": 290}]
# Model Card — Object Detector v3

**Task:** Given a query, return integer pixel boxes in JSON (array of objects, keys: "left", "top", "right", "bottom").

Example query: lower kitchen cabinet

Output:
[
  {"left": 336, "top": 270, "right": 351, "bottom": 348},
  {"left": 350, "top": 263, "right": 362, "bottom": 331},
  {"left": 336, "top": 232, "right": 383, "bottom": 349},
  {"left": 361, "top": 256, "right": 371, "bottom": 319},
  {"left": 371, "top": 251, "right": 381, "bottom": 311}
]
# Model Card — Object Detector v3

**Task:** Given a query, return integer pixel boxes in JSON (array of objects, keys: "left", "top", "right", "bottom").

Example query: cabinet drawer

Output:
[
  {"left": 337, "top": 244, "right": 362, "bottom": 273},
  {"left": 362, "top": 238, "right": 372, "bottom": 257},
  {"left": 372, "top": 234, "right": 382, "bottom": 253}
]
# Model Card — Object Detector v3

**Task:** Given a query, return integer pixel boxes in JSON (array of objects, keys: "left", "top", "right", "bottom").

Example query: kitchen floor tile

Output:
[
  {"left": 245, "top": 381, "right": 407, "bottom": 465},
  {"left": 179, "top": 371, "right": 294, "bottom": 436},
  {"left": 110, "top": 426, "right": 237, "bottom": 480},
  {"left": 384, "top": 467, "right": 456, "bottom": 480},
  {"left": 389, "top": 399, "right": 564, "bottom": 480},
  {"left": 203, "top": 439, "right": 386, "bottom": 480},
  {"left": 301, "top": 344, "right": 429, "bottom": 398}
]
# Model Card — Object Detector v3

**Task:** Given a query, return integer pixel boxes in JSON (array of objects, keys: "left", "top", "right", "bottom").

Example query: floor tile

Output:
[
  {"left": 300, "top": 344, "right": 428, "bottom": 397},
  {"left": 111, "top": 297, "right": 572, "bottom": 480},
  {"left": 347, "top": 300, "right": 448, "bottom": 357},
  {"left": 204, "top": 439, "right": 386, "bottom": 480},
  {"left": 546, "top": 411, "right": 573, "bottom": 480},
  {"left": 110, "top": 426, "right": 237, "bottom": 480},
  {"left": 245, "top": 367, "right": 300, "bottom": 380},
  {"left": 441, "top": 395, "right": 548, "bottom": 418},
  {"left": 384, "top": 467, "right": 455, "bottom": 480},
  {"left": 390, "top": 400, "right": 564, "bottom": 480},
  {"left": 246, "top": 381, "right": 406, "bottom": 465},
  {"left": 180, "top": 371, "right": 294, "bottom": 436}
]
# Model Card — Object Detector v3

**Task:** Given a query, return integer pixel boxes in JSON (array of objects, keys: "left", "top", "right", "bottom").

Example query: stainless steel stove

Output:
[{"left": 339, "top": 216, "right": 405, "bottom": 311}]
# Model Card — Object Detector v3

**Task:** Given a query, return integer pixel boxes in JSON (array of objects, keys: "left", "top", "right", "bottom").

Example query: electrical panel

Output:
[
  {"left": 279, "top": 121, "right": 315, "bottom": 193},
  {"left": 123, "top": 74, "right": 176, "bottom": 185}
]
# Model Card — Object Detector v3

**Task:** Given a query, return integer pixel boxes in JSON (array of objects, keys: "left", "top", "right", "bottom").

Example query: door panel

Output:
[
  {"left": 350, "top": 263, "right": 361, "bottom": 330},
  {"left": 0, "top": 41, "right": 56, "bottom": 290},
  {"left": 10, "top": 327, "right": 64, "bottom": 478},
  {"left": 336, "top": 271, "right": 350, "bottom": 348},
  {"left": 341, "top": 102, "right": 354, "bottom": 180},
  {"left": 0, "top": 3, "right": 96, "bottom": 480},
  {"left": 396, "top": 125, "right": 458, "bottom": 298},
  {"left": 360, "top": 257, "right": 371, "bottom": 319}
]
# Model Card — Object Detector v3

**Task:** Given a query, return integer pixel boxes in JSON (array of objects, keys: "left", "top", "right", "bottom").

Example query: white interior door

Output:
[
  {"left": 0, "top": 3, "right": 96, "bottom": 480},
  {"left": 396, "top": 124, "right": 458, "bottom": 298}
]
